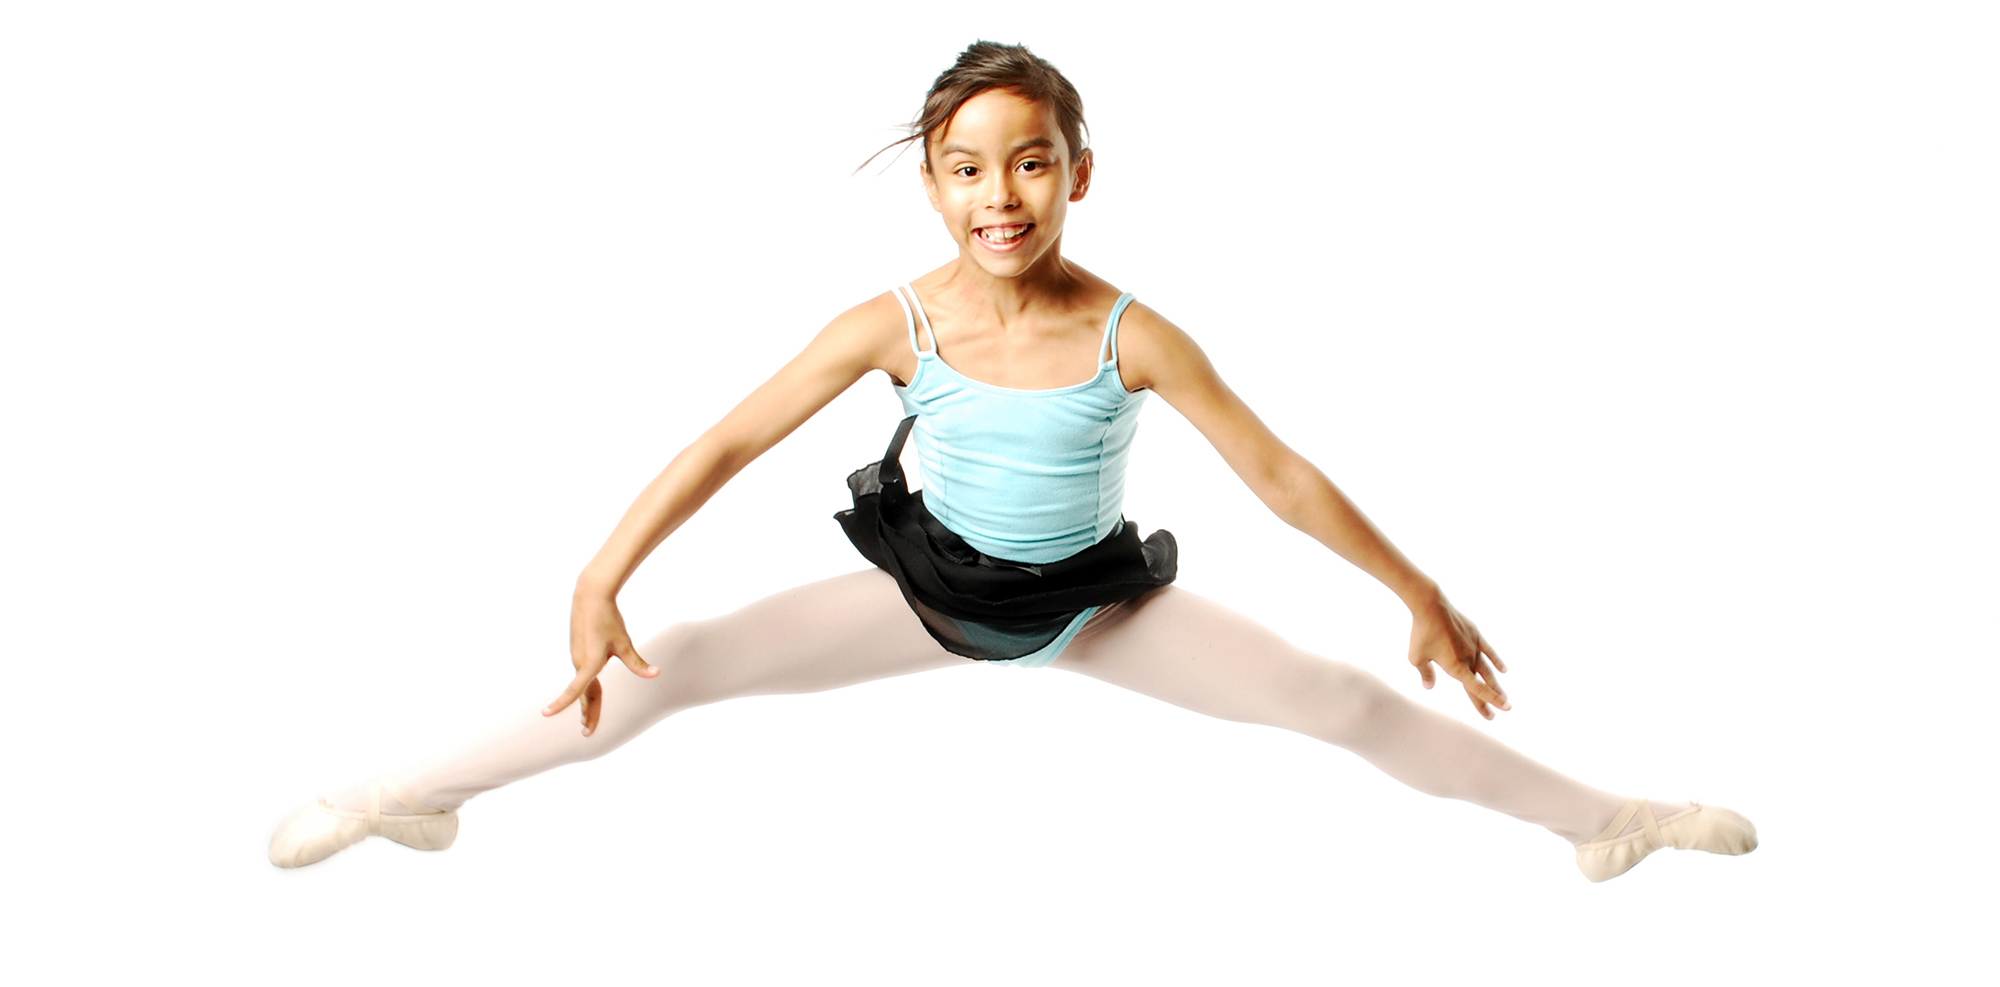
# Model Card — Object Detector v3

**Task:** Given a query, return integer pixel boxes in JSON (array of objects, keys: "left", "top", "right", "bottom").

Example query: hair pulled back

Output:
[{"left": 863, "top": 41, "right": 1088, "bottom": 172}]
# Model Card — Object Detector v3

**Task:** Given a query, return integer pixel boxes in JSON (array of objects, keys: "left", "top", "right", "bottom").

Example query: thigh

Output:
[
  {"left": 602, "top": 568, "right": 962, "bottom": 715},
  {"left": 1054, "top": 586, "right": 1392, "bottom": 737}
]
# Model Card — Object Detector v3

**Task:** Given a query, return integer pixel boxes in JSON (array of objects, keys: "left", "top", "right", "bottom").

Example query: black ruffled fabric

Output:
[{"left": 835, "top": 415, "right": 1177, "bottom": 661}]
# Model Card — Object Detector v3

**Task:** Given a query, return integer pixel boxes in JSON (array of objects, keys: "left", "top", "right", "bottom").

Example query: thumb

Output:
[
  {"left": 1418, "top": 661, "right": 1435, "bottom": 689},
  {"left": 617, "top": 640, "right": 659, "bottom": 678}
]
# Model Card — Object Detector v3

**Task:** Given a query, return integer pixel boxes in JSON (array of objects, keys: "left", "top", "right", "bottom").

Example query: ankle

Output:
[
  {"left": 1632, "top": 800, "right": 1692, "bottom": 835},
  {"left": 329, "top": 779, "right": 441, "bottom": 816},
  {"left": 1576, "top": 798, "right": 1691, "bottom": 845}
]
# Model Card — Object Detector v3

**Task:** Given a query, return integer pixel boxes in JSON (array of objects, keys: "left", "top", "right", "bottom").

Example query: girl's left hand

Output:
[{"left": 1408, "top": 596, "right": 1510, "bottom": 719}]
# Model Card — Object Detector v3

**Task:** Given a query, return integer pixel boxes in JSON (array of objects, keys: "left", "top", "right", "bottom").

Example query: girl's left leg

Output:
[{"left": 1054, "top": 587, "right": 1675, "bottom": 846}]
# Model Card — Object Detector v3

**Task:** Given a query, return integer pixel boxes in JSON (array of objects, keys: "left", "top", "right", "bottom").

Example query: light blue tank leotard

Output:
[{"left": 888, "top": 284, "right": 1147, "bottom": 667}]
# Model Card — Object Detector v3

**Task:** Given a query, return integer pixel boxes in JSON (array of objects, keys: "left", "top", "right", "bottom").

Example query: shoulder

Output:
[
  {"left": 1110, "top": 299, "right": 1215, "bottom": 394},
  {"left": 812, "top": 289, "right": 917, "bottom": 382},
  {"left": 823, "top": 289, "right": 909, "bottom": 333},
  {"left": 1107, "top": 300, "right": 1276, "bottom": 454}
]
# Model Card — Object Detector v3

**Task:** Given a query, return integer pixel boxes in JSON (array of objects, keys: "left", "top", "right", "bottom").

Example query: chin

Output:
[{"left": 962, "top": 245, "right": 1045, "bottom": 278}]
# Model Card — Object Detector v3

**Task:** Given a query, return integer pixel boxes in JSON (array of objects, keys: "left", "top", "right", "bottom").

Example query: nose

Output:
[{"left": 985, "top": 171, "right": 1019, "bottom": 210}]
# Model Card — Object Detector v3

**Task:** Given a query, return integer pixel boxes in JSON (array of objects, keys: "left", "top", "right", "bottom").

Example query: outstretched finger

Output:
[
  {"left": 1459, "top": 677, "right": 1493, "bottom": 720},
  {"left": 1464, "top": 667, "right": 1509, "bottom": 713},
  {"left": 1480, "top": 635, "right": 1507, "bottom": 673},
  {"left": 543, "top": 668, "right": 597, "bottom": 718},
  {"left": 1476, "top": 656, "right": 1511, "bottom": 710},
  {"left": 581, "top": 677, "right": 603, "bottom": 736}
]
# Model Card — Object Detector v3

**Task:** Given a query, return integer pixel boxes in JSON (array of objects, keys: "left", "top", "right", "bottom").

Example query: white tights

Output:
[{"left": 339, "top": 569, "right": 1672, "bottom": 846}]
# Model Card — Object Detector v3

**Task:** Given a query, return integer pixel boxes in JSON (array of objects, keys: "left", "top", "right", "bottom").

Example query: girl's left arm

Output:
[{"left": 1119, "top": 304, "right": 1511, "bottom": 719}]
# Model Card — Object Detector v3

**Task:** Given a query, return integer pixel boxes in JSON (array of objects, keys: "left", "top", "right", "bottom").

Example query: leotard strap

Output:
[
  {"left": 1099, "top": 292, "right": 1137, "bottom": 367},
  {"left": 893, "top": 284, "right": 938, "bottom": 355},
  {"left": 896, "top": 286, "right": 1132, "bottom": 366}
]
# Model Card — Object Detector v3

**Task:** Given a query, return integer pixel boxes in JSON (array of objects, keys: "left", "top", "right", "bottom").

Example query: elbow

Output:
[
  {"left": 1262, "top": 454, "right": 1327, "bottom": 525},
  {"left": 685, "top": 427, "right": 759, "bottom": 484}
]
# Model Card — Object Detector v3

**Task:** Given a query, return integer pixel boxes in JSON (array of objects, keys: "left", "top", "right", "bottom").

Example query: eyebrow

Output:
[{"left": 938, "top": 137, "right": 1057, "bottom": 158}]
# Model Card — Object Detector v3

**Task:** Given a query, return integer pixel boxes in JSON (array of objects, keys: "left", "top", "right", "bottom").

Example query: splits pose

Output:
[{"left": 270, "top": 42, "right": 1756, "bottom": 883}]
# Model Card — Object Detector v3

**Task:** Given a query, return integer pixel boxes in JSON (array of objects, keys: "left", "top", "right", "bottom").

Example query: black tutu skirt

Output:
[{"left": 835, "top": 415, "right": 1178, "bottom": 661}]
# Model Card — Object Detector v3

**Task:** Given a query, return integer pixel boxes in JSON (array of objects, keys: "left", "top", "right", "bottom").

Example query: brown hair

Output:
[{"left": 861, "top": 41, "right": 1088, "bottom": 173}]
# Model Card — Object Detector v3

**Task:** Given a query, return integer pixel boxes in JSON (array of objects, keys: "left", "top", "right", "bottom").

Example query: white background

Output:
[{"left": 4, "top": 1, "right": 1993, "bottom": 983}]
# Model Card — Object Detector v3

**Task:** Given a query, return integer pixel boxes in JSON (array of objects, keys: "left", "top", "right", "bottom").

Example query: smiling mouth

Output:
[{"left": 976, "top": 223, "right": 1033, "bottom": 245}]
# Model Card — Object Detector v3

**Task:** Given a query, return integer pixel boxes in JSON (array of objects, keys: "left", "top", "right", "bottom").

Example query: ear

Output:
[
  {"left": 1068, "top": 148, "right": 1094, "bottom": 203},
  {"left": 921, "top": 158, "right": 942, "bottom": 214}
]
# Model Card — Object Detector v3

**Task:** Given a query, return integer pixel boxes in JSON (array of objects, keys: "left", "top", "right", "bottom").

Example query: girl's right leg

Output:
[{"left": 327, "top": 568, "right": 959, "bottom": 817}]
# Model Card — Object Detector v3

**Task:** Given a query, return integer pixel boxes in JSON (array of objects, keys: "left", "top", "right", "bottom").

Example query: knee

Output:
[
  {"left": 1298, "top": 660, "right": 1403, "bottom": 747},
  {"left": 622, "top": 621, "right": 715, "bottom": 710},
  {"left": 632, "top": 618, "right": 748, "bottom": 710}
]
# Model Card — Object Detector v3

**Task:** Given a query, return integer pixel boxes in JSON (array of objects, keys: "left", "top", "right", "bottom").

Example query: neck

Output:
[{"left": 933, "top": 239, "right": 1088, "bottom": 320}]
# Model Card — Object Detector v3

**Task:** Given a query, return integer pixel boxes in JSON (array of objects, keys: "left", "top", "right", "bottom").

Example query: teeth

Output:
[{"left": 980, "top": 225, "right": 1027, "bottom": 241}]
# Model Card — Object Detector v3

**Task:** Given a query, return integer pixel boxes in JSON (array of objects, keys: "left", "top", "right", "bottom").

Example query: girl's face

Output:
[{"left": 923, "top": 89, "right": 1092, "bottom": 280}]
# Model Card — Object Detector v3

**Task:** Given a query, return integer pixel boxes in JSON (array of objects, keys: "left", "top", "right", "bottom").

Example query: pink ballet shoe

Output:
[
  {"left": 268, "top": 780, "right": 459, "bottom": 869},
  {"left": 1573, "top": 799, "right": 1756, "bottom": 882}
]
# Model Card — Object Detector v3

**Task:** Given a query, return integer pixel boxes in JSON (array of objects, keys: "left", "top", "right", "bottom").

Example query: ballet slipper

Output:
[
  {"left": 1573, "top": 798, "right": 1756, "bottom": 883},
  {"left": 268, "top": 780, "right": 459, "bottom": 869}
]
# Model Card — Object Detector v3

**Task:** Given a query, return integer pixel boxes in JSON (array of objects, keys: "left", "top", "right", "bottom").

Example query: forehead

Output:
[{"left": 933, "top": 90, "right": 1065, "bottom": 157}]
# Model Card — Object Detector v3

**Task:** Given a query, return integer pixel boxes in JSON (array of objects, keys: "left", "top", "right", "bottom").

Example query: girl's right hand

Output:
[{"left": 544, "top": 592, "right": 659, "bottom": 736}]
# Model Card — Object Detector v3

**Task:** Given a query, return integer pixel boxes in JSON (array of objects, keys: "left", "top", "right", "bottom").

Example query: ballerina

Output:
[{"left": 270, "top": 40, "right": 1756, "bottom": 883}]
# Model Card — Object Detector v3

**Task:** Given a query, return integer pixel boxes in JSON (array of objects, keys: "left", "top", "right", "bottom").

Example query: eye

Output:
[
  {"left": 954, "top": 165, "right": 978, "bottom": 178},
  {"left": 1018, "top": 159, "right": 1045, "bottom": 173}
]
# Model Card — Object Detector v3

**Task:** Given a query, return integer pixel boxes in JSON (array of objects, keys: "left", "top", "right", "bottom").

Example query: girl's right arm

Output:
[{"left": 544, "top": 294, "right": 911, "bottom": 735}]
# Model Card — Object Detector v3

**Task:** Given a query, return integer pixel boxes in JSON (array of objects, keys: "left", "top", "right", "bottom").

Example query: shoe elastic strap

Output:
[
  {"left": 378, "top": 779, "right": 443, "bottom": 815},
  {"left": 1591, "top": 797, "right": 1665, "bottom": 846},
  {"left": 1639, "top": 802, "right": 1665, "bottom": 848},
  {"left": 365, "top": 780, "right": 444, "bottom": 836}
]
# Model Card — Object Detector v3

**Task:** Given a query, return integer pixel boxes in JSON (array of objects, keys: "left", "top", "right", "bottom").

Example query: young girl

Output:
[{"left": 269, "top": 41, "right": 1755, "bottom": 883}]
